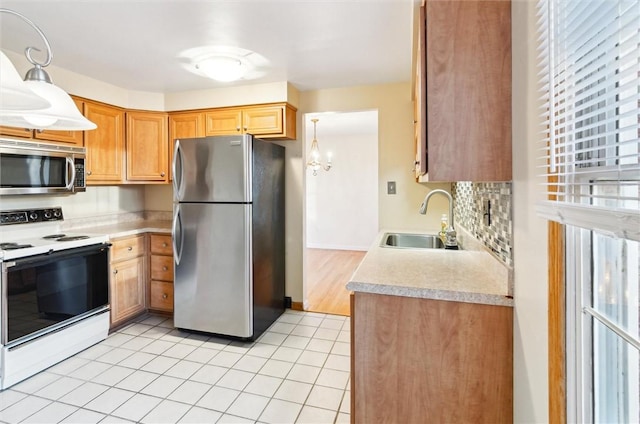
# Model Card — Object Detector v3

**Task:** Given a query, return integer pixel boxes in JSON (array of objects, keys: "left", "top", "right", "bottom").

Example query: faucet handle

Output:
[{"left": 444, "top": 228, "right": 459, "bottom": 250}]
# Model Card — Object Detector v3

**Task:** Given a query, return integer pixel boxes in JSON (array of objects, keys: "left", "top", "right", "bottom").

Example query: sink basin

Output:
[{"left": 381, "top": 232, "right": 445, "bottom": 249}]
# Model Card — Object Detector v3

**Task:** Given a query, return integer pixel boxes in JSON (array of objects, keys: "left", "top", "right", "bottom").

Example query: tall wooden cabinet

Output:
[
  {"left": 126, "top": 111, "right": 169, "bottom": 183},
  {"left": 84, "top": 101, "right": 126, "bottom": 184},
  {"left": 415, "top": 0, "right": 512, "bottom": 181}
]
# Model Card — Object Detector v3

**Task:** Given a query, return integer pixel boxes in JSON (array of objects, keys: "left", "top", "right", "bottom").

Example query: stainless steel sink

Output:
[{"left": 380, "top": 232, "right": 445, "bottom": 249}]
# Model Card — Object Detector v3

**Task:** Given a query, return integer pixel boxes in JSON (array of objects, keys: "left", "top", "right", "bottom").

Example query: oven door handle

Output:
[
  {"left": 65, "top": 156, "right": 76, "bottom": 191},
  {"left": 7, "top": 243, "right": 110, "bottom": 270}
]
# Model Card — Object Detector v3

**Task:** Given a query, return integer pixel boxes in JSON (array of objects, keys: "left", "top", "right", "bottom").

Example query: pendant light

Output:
[
  {"left": 306, "top": 118, "right": 332, "bottom": 176},
  {"left": 0, "top": 8, "right": 96, "bottom": 130}
]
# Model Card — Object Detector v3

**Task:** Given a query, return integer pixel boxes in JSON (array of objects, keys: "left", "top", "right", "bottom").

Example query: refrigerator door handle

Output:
[
  {"left": 172, "top": 206, "right": 184, "bottom": 265},
  {"left": 172, "top": 140, "right": 183, "bottom": 200}
]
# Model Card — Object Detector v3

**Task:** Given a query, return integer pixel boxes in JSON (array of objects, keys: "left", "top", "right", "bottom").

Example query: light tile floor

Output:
[{"left": 0, "top": 310, "right": 351, "bottom": 424}]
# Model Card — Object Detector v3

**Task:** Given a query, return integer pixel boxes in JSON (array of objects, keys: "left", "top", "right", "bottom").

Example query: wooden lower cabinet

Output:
[
  {"left": 149, "top": 234, "right": 174, "bottom": 312},
  {"left": 110, "top": 235, "right": 147, "bottom": 328},
  {"left": 351, "top": 292, "right": 513, "bottom": 423}
]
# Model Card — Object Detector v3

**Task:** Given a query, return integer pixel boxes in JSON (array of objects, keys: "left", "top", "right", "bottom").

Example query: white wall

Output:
[
  {"left": 305, "top": 111, "right": 379, "bottom": 251},
  {"left": 512, "top": 1, "right": 550, "bottom": 422}
]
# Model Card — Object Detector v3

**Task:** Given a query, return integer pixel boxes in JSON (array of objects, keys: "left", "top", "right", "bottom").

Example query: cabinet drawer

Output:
[
  {"left": 150, "top": 234, "right": 172, "bottom": 255},
  {"left": 111, "top": 235, "right": 145, "bottom": 262},
  {"left": 150, "top": 280, "right": 173, "bottom": 311},
  {"left": 151, "top": 255, "right": 173, "bottom": 281}
]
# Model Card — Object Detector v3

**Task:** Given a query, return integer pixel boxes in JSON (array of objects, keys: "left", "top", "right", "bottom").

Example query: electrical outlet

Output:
[
  {"left": 387, "top": 181, "right": 396, "bottom": 195},
  {"left": 482, "top": 199, "right": 491, "bottom": 226}
]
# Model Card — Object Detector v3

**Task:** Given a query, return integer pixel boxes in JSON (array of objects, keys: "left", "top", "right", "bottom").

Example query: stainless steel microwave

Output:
[{"left": 0, "top": 138, "right": 86, "bottom": 195}]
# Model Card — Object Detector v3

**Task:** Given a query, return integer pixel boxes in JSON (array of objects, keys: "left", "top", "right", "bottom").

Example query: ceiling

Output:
[{"left": 0, "top": 0, "right": 415, "bottom": 94}]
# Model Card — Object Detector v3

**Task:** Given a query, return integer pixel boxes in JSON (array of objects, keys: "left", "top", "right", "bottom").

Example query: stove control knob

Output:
[
  {"left": 44, "top": 211, "right": 53, "bottom": 219},
  {"left": 29, "top": 212, "right": 38, "bottom": 221},
  {"left": 53, "top": 209, "right": 62, "bottom": 218}
]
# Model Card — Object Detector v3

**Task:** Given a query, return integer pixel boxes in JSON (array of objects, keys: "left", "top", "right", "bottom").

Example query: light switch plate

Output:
[{"left": 387, "top": 181, "right": 396, "bottom": 195}]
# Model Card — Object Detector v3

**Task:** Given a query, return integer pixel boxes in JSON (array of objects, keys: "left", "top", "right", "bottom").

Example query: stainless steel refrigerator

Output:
[{"left": 172, "top": 134, "right": 285, "bottom": 340}]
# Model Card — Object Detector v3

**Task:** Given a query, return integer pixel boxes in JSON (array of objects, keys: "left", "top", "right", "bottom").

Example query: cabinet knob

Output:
[
  {"left": 127, "top": 246, "right": 133, "bottom": 251},
  {"left": 236, "top": 127, "right": 241, "bottom": 132},
  {"left": 113, "top": 269, "right": 118, "bottom": 274},
  {"left": 160, "top": 172, "right": 166, "bottom": 177},
  {"left": 87, "top": 170, "right": 92, "bottom": 176},
  {"left": 162, "top": 242, "right": 167, "bottom": 247},
  {"left": 162, "top": 266, "right": 168, "bottom": 271},
  {"left": 162, "top": 293, "right": 168, "bottom": 299},
  {"left": 243, "top": 126, "right": 248, "bottom": 131}
]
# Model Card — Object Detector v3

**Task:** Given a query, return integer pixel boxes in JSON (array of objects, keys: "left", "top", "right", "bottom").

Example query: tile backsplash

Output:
[{"left": 452, "top": 182, "right": 513, "bottom": 267}]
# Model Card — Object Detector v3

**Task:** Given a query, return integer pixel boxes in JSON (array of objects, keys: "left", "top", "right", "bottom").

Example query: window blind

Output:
[{"left": 536, "top": 0, "right": 640, "bottom": 241}]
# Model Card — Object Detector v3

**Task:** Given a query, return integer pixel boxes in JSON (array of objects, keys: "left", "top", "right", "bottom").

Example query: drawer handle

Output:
[
  {"left": 127, "top": 246, "right": 133, "bottom": 251},
  {"left": 161, "top": 172, "right": 166, "bottom": 177},
  {"left": 162, "top": 242, "right": 168, "bottom": 247},
  {"left": 162, "top": 293, "right": 168, "bottom": 299},
  {"left": 113, "top": 269, "right": 118, "bottom": 274},
  {"left": 87, "top": 170, "right": 92, "bottom": 176},
  {"left": 162, "top": 266, "right": 168, "bottom": 271}
]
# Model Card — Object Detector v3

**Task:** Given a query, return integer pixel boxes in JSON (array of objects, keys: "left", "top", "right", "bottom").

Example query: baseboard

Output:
[{"left": 291, "top": 301, "right": 304, "bottom": 311}]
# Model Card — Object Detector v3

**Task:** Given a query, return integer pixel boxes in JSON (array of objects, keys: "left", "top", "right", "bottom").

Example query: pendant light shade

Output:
[
  {"left": 0, "top": 79, "right": 97, "bottom": 130},
  {"left": 0, "top": 8, "right": 97, "bottom": 131},
  {"left": 0, "top": 50, "right": 50, "bottom": 111}
]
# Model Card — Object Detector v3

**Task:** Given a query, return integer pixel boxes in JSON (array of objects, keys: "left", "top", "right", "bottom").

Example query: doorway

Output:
[{"left": 303, "top": 110, "right": 379, "bottom": 316}]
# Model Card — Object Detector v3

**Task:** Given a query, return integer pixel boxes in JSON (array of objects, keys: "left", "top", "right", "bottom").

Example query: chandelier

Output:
[{"left": 306, "top": 118, "right": 332, "bottom": 176}]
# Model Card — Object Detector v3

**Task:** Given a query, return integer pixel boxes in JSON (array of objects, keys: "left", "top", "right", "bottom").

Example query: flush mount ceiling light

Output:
[
  {"left": 180, "top": 46, "right": 267, "bottom": 84},
  {"left": 195, "top": 56, "right": 247, "bottom": 82},
  {"left": 0, "top": 8, "right": 97, "bottom": 130}
]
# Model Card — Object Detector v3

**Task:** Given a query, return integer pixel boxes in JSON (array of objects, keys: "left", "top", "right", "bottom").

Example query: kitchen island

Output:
[{"left": 347, "top": 229, "right": 513, "bottom": 423}]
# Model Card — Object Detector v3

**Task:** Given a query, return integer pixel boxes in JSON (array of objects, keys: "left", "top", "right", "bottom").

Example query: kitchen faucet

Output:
[{"left": 419, "top": 189, "right": 459, "bottom": 249}]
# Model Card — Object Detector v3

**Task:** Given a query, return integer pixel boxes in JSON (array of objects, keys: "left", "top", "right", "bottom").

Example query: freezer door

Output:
[
  {"left": 173, "top": 135, "right": 252, "bottom": 203},
  {"left": 173, "top": 203, "right": 252, "bottom": 338}
]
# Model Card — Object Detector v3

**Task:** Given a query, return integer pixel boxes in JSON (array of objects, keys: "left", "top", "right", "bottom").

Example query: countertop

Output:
[
  {"left": 346, "top": 229, "right": 514, "bottom": 307},
  {"left": 91, "top": 220, "right": 172, "bottom": 239}
]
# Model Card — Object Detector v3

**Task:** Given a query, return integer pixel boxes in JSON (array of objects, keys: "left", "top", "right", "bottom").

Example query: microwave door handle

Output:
[{"left": 65, "top": 156, "right": 76, "bottom": 191}]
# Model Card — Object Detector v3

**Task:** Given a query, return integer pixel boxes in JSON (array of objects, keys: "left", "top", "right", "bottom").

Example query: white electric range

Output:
[{"left": 0, "top": 207, "right": 111, "bottom": 390}]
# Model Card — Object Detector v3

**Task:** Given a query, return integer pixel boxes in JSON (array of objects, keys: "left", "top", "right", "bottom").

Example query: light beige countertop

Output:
[
  {"left": 61, "top": 212, "right": 172, "bottom": 239},
  {"left": 346, "top": 229, "right": 514, "bottom": 307},
  {"left": 92, "top": 220, "right": 172, "bottom": 239}
]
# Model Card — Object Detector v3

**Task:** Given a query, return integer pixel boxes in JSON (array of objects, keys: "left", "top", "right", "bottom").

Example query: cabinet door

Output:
[
  {"left": 84, "top": 102, "right": 125, "bottom": 183},
  {"left": 126, "top": 111, "right": 168, "bottom": 182},
  {"left": 168, "top": 112, "right": 205, "bottom": 181},
  {"left": 204, "top": 109, "right": 242, "bottom": 136},
  {"left": 0, "top": 126, "right": 32, "bottom": 138},
  {"left": 242, "top": 106, "right": 283, "bottom": 136},
  {"left": 414, "top": 4, "right": 427, "bottom": 178},
  {"left": 110, "top": 256, "right": 146, "bottom": 327},
  {"left": 33, "top": 97, "right": 84, "bottom": 146},
  {"left": 425, "top": 0, "right": 511, "bottom": 181}
]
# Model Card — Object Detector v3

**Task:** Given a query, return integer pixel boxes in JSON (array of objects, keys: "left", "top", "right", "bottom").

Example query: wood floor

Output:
[{"left": 305, "top": 248, "right": 366, "bottom": 317}]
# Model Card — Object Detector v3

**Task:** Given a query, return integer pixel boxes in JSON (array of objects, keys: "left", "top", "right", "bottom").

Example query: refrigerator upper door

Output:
[
  {"left": 173, "top": 135, "right": 252, "bottom": 203},
  {"left": 173, "top": 202, "right": 253, "bottom": 338}
]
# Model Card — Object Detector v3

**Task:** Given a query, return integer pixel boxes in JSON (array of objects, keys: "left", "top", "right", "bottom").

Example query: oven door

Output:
[{"left": 1, "top": 243, "right": 110, "bottom": 347}]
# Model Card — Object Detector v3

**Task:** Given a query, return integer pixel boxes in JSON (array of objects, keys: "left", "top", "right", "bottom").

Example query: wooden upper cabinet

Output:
[
  {"left": 126, "top": 111, "right": 169, "bottom": 183},
  {"left": 205, "top": 109, "right": 242, "bottom": 136},
  {"left": 0, "top": 126, "right": 32, "bottom": 138},
  {"left": 84, "top": 101, "right": 125, "bottom": 184},
  {"left": 34, "top": 97, "right": 85, "bottom": 146},
  {"left": 204, "top": 103, "right": 296, "bottom": 140},
  {"left": 418, "top": 0, "right": 512, "bottom": 182},
  {"left": 168, "top": 112, "right": 206, "bottom": 181},
  {"left": 0, "top": 97, "right": 84, "bottom": 146}
]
